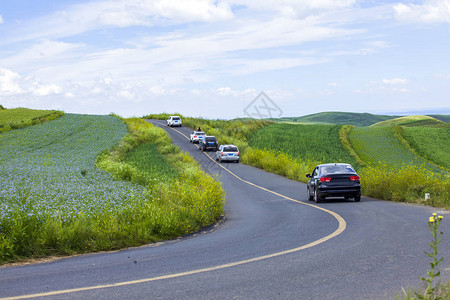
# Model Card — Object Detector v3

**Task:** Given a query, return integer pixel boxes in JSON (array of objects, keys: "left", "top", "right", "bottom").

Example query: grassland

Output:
[
  {"left": 401, "top": 127, "right": 450, "bottom": 170},
  {"left": 269, "top": 111, "right": 398, "bottom": 126},
  {"left": 0, "top": 114, "right": 224, "bottom": 264},
  {"left": 348, "top": 127, "right": 436, "bottom": 169},
  {"left": 371, "top": 115, "right": 446, "bottom": 127},
  {"left": 248, "top": 123, "right": 358, "bottom": 166},
  {"left": 0, "top": 107, "right": 64, "bottom": 133}
]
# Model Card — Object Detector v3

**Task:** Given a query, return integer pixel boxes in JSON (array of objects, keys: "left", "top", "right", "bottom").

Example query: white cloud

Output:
[
  {"left": 216, "top": 87, "right": 235, "bottom": 96},
  {"left": 382, "top": 78, "right": 408, "bottom": 85},
  {"left": 118, "top": 90, "right": 135, "bottom": 100},
  {"left": 394, "top": 0, "right": 450, "bottom": 23},
  {"left": 227, "top": 0, "right": 356, "bottom": 17},
  {"left": 149, "top": 85, "right": 167, "bottom": 95},
  {"left": 0, "top": 68, "right": 23, "bottom": 95},
  {"left": 32, "top": 83, "right": 62, "bottom": 96},
  {"left": 328, "top": 82, "right": 338, "bottom": 87},
  {"left": 0, "top": 14, "right": 3, "bottom": 24}
]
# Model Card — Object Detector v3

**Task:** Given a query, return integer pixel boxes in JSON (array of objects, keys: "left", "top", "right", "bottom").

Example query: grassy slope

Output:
[
  {"left": 371, "top": 115, "right": 446, "bottom": 127},
  {"left": 248, "top": 123, "right": 358, "bottom": 166},
  {"left": 348, "top": 126, "right": 441, "bottom": 171},
  {"left": 0, "top": 107, "right": 64, "bottom": 132},
  {"left": 270, "top": 112, "right": 398, "bottom": 126},
  {"left": 427, "top": 114, "right": 450, "bottom": 123},
  {"left": 402, "top": 127, "right": 450, "bottom": 170}
]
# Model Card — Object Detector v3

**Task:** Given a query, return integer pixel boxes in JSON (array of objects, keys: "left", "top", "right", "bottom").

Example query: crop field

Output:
[
  {"left": 402, "top": 127, "right": 450, "bottom": 170},
  {"left": 0, "top": 107, "right": 64, "bottom": 132},
  {"left": 0, "top": 114, "right": 142, "bottom": 219},
  {"left": 348, "top": 127, "right": 439, "bottom": 170},
  {"left": 248, "top": 123, "right": 358, "bottom": 166}
]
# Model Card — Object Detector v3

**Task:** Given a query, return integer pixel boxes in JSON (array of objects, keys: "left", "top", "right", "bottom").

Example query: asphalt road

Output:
[{"left": 0, "top": 120, "right": 449, "bottom": 300}]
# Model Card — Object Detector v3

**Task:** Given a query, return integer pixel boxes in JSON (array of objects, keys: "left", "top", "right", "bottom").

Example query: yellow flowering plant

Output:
[{"left": 416, "top": 214, "right": 444, "bottom": 299}]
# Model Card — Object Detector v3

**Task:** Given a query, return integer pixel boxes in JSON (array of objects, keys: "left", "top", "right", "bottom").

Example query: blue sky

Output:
[{"left": 0, "top": 0, "right": 449, "bottom": 119}]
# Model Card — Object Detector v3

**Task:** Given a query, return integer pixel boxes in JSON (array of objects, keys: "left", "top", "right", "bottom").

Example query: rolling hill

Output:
[
  {"left": 370, "top": 115, "right": 447, "bottom": 127},
  {"left": 270, "top": 112, "right": 399, "bottom": 127}
]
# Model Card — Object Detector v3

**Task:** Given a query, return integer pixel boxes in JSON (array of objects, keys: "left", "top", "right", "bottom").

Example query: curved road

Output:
[{"left": 0, "top": 120, "right": 449, "bottom": 299}]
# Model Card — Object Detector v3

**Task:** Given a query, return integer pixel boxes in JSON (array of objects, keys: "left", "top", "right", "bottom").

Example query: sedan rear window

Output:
[
  {"left": 321, "top": 165, "right": 355, "bottom": 174},
  {"left": 197, "top": 132, "right": 205, "bottom": 135},
  {"left": 205, "top": 137, "right": 217, "bottom": 142},
  {"left": 173, "top": 117, "right": 181, "bottom": 120}
]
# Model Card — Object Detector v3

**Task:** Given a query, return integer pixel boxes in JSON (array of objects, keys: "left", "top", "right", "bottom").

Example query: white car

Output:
[
  {"left": 167, "top": 116, "right": 182, "bottom": 127},
  {"left": 215, "top": 145, "right": 240, "bottom": 163},
  {"left": 190, "top": 131, "right": 206, "bottom": 143}
]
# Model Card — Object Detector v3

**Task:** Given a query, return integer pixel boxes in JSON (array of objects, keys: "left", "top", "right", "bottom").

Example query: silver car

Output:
[
  {"left": 215, "top": 145, "right": 240, "bottom": 163},
  {"left": 190, "top": 131, "right": 206, "bottom": 143}
]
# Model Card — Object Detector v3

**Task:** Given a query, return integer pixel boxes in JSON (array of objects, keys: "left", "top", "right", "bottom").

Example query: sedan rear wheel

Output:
[
  {"left": 354, "top": 195, "right": 361, "bottom": 202},
  {"left": 314, "top": 188, "right": 322, "bottom": 203}
]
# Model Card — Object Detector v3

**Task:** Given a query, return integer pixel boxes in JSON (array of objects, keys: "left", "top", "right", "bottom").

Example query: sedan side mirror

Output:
[{"left": 306, "top": 174, "right": 311, "bottom": 178}]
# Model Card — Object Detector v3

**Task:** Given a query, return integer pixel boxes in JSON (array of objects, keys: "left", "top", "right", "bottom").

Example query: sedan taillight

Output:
[
  {"left": 349, "top": 175, "right": 360, "bottom": 181},
  {"left": 319, "top": 177, "right": 331, "bottom": 182}
]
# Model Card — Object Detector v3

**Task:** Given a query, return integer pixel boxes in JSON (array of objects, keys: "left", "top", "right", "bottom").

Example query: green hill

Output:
[
  {"left": 371, "top": 115, "right": 446, "bottom": 127},
  {"left": 427, "top": 114, "right": 450, "bottom": 123},
  {"left": 270, "top": 112, "right": 398, "bottom": 127}
]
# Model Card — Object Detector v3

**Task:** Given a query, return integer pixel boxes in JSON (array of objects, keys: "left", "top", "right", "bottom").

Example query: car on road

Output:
[
  {"left": 199, "top": 136, "right": 219, "bottom": 151},
  {"left": 167, "top": 116, "right": 182, "bottom": 127},
  {"left": 306, "top": 163, "right": 361, "bottom": 203},
  {"left": 190, "top": 131, "right": 206, "bottom": 143},
  {"left": 215, "top": 145, "right": 240, "bottom": 163}
]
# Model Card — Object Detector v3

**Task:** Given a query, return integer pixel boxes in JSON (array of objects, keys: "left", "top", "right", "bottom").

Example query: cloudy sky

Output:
[{"left": 0, "top": 0, "right": 449, "bottom": 118}]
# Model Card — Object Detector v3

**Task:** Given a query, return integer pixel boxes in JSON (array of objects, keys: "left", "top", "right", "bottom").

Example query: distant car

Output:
[
  {"left": 190, "top": 131, "right": 206, "bottom": 143},
  {"left": 306, "top": 163, "right": 361, "bottom": 203},
  {"left": 167, "top": 116, "right": 182, "bottom": 127},
  {"left": 215, "top": 145, "right": 240, "bottom": 163},
  {"left": 199, "top": 136, "right": 219, "bottom": 151}
]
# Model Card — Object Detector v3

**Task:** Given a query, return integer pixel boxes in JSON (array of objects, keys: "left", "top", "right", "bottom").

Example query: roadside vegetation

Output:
[
  {"left": 0, "top": 114, "right": 224, "bottom": 264},
  {"left": 0, "top": 107, "right": 64, "bottom": 133}
]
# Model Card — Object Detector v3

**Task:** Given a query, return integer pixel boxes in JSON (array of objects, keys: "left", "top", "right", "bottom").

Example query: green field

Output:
[
  {"left": 125, "top": 143, "right": 178, "bottom": 180},
  {"left": 269, "top": 111, "right": 398, "bottom": 127},
  {"left": 0, "top": 107, "right": 64, "bottom": 132},
  {"left": 402, "top": 127, "right": 450, "bottom": 170},
  {"left": 248, "top": 123, "right": 358, "bottom": 166},
  {"left": 371, "top": 115, "right": 446, "bottom": 127},
  {"left": 348, "top": 126, "right": 438, "bottom": 170}
]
